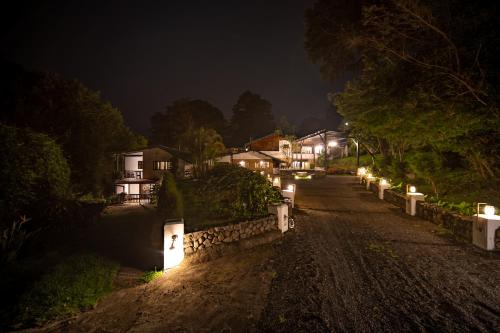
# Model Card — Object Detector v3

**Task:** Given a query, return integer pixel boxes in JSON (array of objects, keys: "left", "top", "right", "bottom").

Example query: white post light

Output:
[
  {"left": 268, "top": 203, "right": 289, "bottom": 233},
  {"left": 163, "top": 219, "right": 184, "bottom": 270},
  {"left": 282, "top": 184, "right": 296, "bottom": 208},
  {"left": 405, "top": 185, "right": 424, "bottom": 216},
  {"left": 473, "top": 203, "right": 500, "bottom": 250},
  {"left": 366, "top": 173, "right": 375, "bottom": 190},
  {"left": 378, "top": 178, "right": 390, "bottom": 200},
  {"left": 357, "top": 167, "right": 367, "bottom": 184}
]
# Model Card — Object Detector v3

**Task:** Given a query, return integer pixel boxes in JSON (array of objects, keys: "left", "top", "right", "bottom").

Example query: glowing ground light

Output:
[
  {"left": 484, "top": 205, "right": 496, "bottom": 217},
  {"left": 164, "top": 219, "right": 184, "bottom": 270}
]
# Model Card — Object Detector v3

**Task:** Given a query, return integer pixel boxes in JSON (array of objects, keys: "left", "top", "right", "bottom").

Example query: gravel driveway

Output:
[
  {"left": 26, "top": 176, "right": 500, "bottom": 333},
  {"left": 258, "top": 176, "right": 500, "bottom": 332}
]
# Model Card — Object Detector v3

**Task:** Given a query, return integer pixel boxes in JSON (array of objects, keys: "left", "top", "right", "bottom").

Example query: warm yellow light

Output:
[
  {"left": 239, "top": 160, "right": 245, "bottom": 167},
  {"left": 357, "top": 167, "right": 366, "bottom": 176},
  {"left": 367, "top": 173, "right": 373, "bottom": 178},
  {"left": 328, "top": 141, "right": 338, "bottom": 147},
  {"left": 380, "top": 178, "right": 388, "bottom": 186},
  {"left": 273, "top": 177, "right": 281, "bottom": 187},
  {"left": 164, "top": 219, "right": 184, "bottom": 270},
  {"left": 484, "top": 205, "right": 496, "bottom": 216},
  {"left": 409, "top": 186, "right": 416, "bottom": 193},
  {"left": 315, "top": 145, "right": 323, "bottom": 152},
  {"left": 287, "top": 184, "right": 295, "bottom": 192}
]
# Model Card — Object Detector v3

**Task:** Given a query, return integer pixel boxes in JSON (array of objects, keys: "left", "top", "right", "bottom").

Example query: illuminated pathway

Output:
[{"left": 258, "top": 175, "right": 500, "bottom": 332}]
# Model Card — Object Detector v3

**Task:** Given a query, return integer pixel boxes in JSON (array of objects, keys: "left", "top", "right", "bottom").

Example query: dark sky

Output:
[{"left": 3, "top": 0, "right": 345, "bottom": 135}]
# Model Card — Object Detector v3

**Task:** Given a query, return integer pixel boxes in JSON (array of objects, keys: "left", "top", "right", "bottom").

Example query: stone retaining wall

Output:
[
  {"left": 367, "top": 182, "right": 472, "bottom": 242},
  {"left": 183, "top": 215, "right": 278, "bottom": 257},
  {"left": 416, "top": 202, "right": 473, "bottom": 242}
]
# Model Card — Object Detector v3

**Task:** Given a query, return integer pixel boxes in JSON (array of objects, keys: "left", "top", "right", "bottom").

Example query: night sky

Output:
[{"left": 2, "top": 0, "right": 345, "bottom": 135}]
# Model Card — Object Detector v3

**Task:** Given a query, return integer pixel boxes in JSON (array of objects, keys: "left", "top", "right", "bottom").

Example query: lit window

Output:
[
  {"left": 153, "top": 161, "right": 172, "bottom": 170},
  {"left": 259, "top": 161, "right": 270, "bottom": 168}
]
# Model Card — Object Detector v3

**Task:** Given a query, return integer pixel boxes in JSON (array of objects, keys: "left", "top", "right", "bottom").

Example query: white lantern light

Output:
[
  {"left": 239, "top": 160, "right": 245, "bottom": 167},
  {"left": 357, "top": 167, "right": 366, "bottom": 176},
  {"left": 380, "top": 178, "right": 388, "bottom": 186},
  {"left": 163, "top": 219, "right": 184, "bottom": 270},
  {"left": 484, "top": 205, "right": 496, "bottom": 217},
  {"left": 287, "top": 184, "right": 295, "bottom": 192},
  {"left": 409, "top": 186, "right": 416, "bottom": 193}
]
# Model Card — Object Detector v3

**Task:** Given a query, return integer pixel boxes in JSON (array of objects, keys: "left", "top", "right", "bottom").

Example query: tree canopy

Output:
[
  {"left": 181, "top": 127, "right": 226, "bottom": 177},
  {"left": 0, "top": 64, "right": 146, "bottom": 195},
  {"left": 150, "top": 98, "right": 227, "bottom": 148},
  {"left": 305, "top": 0, "right": 500, "bottom": 198},
  {"left": 229, "top": 91, "right": 275, "bottom": 146}
]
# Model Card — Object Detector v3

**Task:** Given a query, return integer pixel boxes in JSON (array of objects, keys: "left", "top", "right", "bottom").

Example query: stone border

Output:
[
  {"left": 183, "top": 215, "right": 279, "bottom": 262},
  {"left": 368, "top": 182, "right": 473, "bottom": 242}
]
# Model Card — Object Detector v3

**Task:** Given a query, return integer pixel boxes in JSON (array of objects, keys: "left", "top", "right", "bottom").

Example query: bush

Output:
[
  {"left": 157, "top": 172, "right": 183, "bottom": 218},
  {"left": 0, "top": 125, "right": 71, "bottom": 229},
  {"left": 18, "top": 254, "right": 119, "bottom": 325},
  {"left": 181, "top": 164, "right": 282, "bottom": 224}
]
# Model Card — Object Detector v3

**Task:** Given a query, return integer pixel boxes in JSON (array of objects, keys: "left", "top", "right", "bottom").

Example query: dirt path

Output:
[
  {"left": 259, "top": 176, "right": 500, "bottom": 332},
  {"left": 26, "top": 176, "right": 500, "bottom": 332}
]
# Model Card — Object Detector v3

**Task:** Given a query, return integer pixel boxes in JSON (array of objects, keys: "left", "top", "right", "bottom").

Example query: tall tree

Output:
[
  {"left": 181, "top": 127, "right": 225, "bottom": 177},
  {"left": 229, "top": 91, "right": 275, "bottom": 147},
  {"left": 306, "top": 0, "right": 500, "bottom": 181},
  {"left": 0, "top": 64, "right": 146, "bottom": 195},
  {"left": 150, "top": 98, "right": 227, "bottom": 147}
]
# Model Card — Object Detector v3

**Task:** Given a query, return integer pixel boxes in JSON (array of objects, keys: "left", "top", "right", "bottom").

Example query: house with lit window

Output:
[
  {"left": 242, "top": 130, "right": 348, "bottom": 170},
  {"left": 114, "top": 146, "right": 192, "bottom": 202},
  {"left": 216, "top": 150, "right": 283, "bottom": 177},
  {"left": 292, "top": 129, "right": 348, "bottom": 170}
]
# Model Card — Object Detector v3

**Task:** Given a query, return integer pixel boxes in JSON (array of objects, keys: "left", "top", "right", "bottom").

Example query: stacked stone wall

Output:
[{"left": 183, "top": 215, "right": 278, "bottom": 256}]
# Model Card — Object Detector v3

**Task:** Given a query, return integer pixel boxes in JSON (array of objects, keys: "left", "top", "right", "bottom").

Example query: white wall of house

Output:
[
  {"left": 124, "top": 155, "right": 143, "bottom": 171},
  {"left": 129, "top": 184, "right": 140, "bottom": 194}
]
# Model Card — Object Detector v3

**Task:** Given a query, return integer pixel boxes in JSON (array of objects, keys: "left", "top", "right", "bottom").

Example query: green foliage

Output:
[
  {"left": 230, "top": 90, "right": 276, "bottom": 146},
  {"left": 0, "top": 125, "right": 70, "bottom": 226},
  {"left": 1, "top": 66, "right": 146, "bottom": 196},
  {"left": 151, "top": 98, "right": 227, "bottom": 147},
  {"left": 18, "top": 255, "right": 119, "bottom": 325},
  {"left": 427, "top": 197, "right": 476, "bottom": 216},
  {"left": 181, "top": 164, "right": 282, "bottom": 226},
  {"left": 157, "top": 172, "right": 183, "bottom": 219},
  {"left": 140, "top": 269, "right": 164, "bottom": 283},
  {"left": 306, "top": 0, "right": 500, "bottom": 205},
  {"left": 181, "top": 127, "right": 226, "bottom": 177}
]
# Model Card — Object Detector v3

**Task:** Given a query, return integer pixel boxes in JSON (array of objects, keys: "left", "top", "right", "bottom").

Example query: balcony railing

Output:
[
  {"left": 122, "top": 193, "right": 151, "bottom": 203},
  {"left": 123, "top": 170, "right": 143, "bottom": 179}
]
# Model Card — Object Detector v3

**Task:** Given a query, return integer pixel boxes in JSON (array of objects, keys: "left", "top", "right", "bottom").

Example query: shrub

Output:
[
  {"left": 181, "top": 164, "right": 282, "bottom": 223},
  {"left": 157, "top": 172, "right": 183, "bottom": 218},
  {"left": 18, "top": 255, "right": 119, "bottom": 325},
  {"left": 0, "top": 125, "right": 70, "bottom": 229}
]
